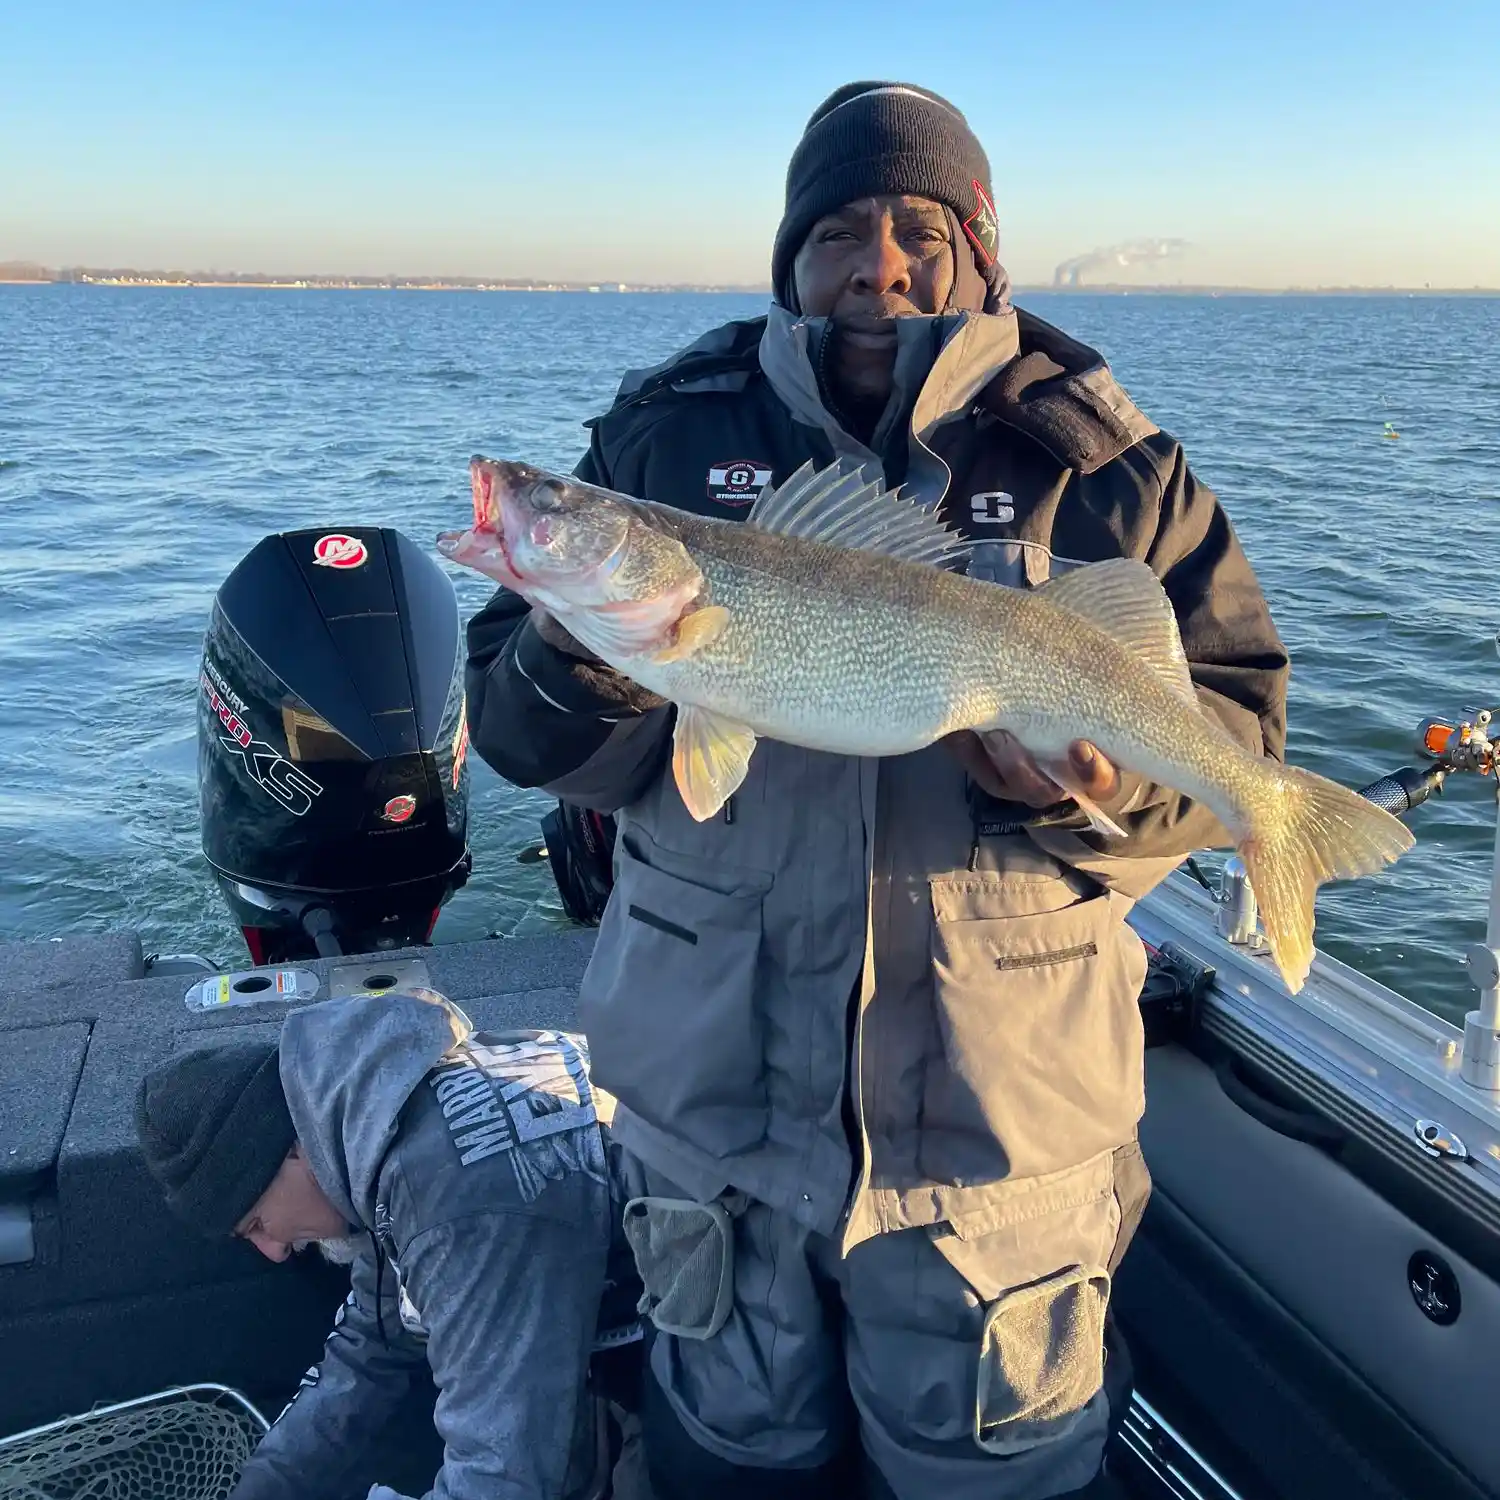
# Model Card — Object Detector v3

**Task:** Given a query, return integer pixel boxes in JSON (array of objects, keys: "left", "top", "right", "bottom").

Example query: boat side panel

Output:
[{"left": 1117, "top": 1045, "right": 1497, "bottom": 1500}]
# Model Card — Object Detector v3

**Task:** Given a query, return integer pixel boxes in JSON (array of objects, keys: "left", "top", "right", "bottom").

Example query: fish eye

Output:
[{"left": 531, "top": 480, "right": 565, "bottom": 514}]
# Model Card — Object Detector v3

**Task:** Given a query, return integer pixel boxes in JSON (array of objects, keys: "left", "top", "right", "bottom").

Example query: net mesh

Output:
[{"left": 0, "top": 1388, "right": 266, "bottom": 1500}]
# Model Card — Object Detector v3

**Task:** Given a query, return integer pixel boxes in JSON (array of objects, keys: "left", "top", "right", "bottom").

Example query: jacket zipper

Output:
[{"left": 852, "top": 759, "right": 885, "bottom": 1237}]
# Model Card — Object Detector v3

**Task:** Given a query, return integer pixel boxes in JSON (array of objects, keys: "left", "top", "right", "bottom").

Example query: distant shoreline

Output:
[
  {"left": 0, "top": 271, "right": 770, "bottom": 294},
  {"left": 1, "top": 267, "right": 1496, "bottom": 296}
]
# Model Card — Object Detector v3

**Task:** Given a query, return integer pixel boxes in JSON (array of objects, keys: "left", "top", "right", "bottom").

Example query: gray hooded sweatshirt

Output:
[{"left": 229, "top": 992, "right": 627, "bottom": 1500}]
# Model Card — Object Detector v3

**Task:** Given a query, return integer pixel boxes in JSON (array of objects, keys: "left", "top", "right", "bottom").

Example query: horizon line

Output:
[{"left": 2, "top": 262, "right": 1497, "bottom": 296}]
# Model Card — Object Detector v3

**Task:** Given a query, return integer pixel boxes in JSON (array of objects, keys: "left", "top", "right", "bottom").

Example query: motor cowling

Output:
[{"left": 198, "top": 527, "right": 471, "bottom": 962}]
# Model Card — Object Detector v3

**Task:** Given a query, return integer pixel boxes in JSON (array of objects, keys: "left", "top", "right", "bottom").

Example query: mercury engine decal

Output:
[
  {"left": 382, "top": 794, "right": 417, "bottom": 824},
  {"left": 201, "top": 672, "right": 324, "bottom": 816},
  {"left": 312, "top": 532, "right": 369, "bottom": 569}
]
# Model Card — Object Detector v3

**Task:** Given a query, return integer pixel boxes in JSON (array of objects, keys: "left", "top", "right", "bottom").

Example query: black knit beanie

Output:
[
  {"left": 135, "top": 1040, "right": 296, "bottom": 1238},
  {"left": 772, "top": 81, "right": 1004, "bottom": 311}
]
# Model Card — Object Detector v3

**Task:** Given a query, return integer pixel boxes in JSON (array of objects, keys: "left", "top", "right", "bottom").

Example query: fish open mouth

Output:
[{"left": 467, "top": 457, "right": 526, "bottom": 582}]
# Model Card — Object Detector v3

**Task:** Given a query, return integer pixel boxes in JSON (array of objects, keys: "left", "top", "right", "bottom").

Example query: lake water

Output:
[{"left": 0, "top": 286, "right": 1496, "bottom": 1021}]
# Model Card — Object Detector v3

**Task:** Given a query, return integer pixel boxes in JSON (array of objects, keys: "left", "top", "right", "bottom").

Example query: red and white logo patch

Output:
[
  {"left": 381, "top": 794, "right": 417, "bottom": 824},
  {"left": 312, "top": 533, "right": 368, "bottom": 569},
  {"left": 707, "top": 460, "right": 772, "bottom": 507}
]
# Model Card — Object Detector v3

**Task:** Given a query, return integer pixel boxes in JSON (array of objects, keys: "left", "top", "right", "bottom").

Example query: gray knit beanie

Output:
[
  {"left": 772, "top": 81, "right": 1004, "bottom": 310},
  {"left": 135, "top": 1040, "right": 295, "bottom": 1238}
]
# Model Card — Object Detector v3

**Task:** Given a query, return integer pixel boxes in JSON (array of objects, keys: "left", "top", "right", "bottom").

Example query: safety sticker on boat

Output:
[{"left": 184, "top": 967, "right": 321, "bottom": 1012}]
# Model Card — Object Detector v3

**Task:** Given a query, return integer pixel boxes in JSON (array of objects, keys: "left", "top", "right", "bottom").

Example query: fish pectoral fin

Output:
[
  {"left": 650, "top": 605, "right": 731, "bottom": 664},
  {"left": 1039, "top": 558, "right": 1200, "bottom": 709},
  {"left": 567, "top": 585, "right": 701, "bottom": 660},
  {"left": 672, "top": 705, "right": 757, "bottom": 822},
  {"left": 748, "top": 459, "right": 970, "bottom": 570},
  {"left": 1035, "top": 756, "right": 1130, "bottom": 840}
]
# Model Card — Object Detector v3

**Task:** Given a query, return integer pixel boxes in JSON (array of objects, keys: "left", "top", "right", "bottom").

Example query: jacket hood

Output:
[
  {"left": 278, "top": 989, "right": 472, "bottom": 1228},
  {"left": 980, "top": 308, "right": 1159, "bottom": 475}
]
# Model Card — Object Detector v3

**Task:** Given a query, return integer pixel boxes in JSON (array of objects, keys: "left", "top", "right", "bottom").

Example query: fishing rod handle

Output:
[{"left": 1357, "top": 764, "right": 1446, "bottom": 815}]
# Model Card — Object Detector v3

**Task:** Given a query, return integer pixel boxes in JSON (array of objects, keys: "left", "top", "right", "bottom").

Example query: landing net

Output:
[{"left": 0, "top": 1385, "right": 267, "bottom": 1500}]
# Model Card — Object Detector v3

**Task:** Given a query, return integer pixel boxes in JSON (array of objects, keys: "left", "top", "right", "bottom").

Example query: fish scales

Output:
[
  {"left": 439, "top": 455, "right": 1415, "bottom": 993},
  {"left": 644, "top": 514, "right": 1233, "bottom": 797}
]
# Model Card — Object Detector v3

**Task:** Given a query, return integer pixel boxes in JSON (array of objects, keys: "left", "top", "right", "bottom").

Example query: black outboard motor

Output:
[
  {"left": 538, "top": 802, "right": 617, "bottom": 926},
  {"left": 198, "top": 527, "right": 471, "bottom": 963}
]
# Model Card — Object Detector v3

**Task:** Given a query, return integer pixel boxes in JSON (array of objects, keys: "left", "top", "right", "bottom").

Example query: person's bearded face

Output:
[{"left": 293, "top": 1235, "right": 363, "bottom": 1265}]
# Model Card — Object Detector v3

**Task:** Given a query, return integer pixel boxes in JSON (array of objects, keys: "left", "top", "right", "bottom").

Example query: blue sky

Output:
[{"left": 2, "top": 0, "right": 1496, "bottom": 287}]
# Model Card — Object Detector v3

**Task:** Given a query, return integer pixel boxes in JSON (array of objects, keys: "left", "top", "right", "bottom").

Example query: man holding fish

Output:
[{"left": 445, "top": 82, "right": 1409, "bottom": 1500}]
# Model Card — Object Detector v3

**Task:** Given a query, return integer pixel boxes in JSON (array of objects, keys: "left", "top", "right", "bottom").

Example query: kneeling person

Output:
[{"left": 135, "top": 988, "right": 640, "bottom": 1500}]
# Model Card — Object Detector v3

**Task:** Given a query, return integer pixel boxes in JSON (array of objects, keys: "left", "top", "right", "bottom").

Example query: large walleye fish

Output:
[{"left": 438, "top": 456, "right": 1412, "bottom": 993}]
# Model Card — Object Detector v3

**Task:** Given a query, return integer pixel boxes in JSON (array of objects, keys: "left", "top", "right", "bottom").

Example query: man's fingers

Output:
[
  {"left": 1067, "top": 740, "right": 1120, "bottom": 800},
  {"left": 945, "top": 731, "right": 1121, "bottom": 812},
  {"left": 942, "top": 732, "right": 1010, "bottom": 799},
  {"left": 976, "top": 731, "right": 1058, "bottom": 807}
]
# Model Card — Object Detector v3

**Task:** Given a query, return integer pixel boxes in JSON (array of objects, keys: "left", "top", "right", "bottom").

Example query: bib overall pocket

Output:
[
  {"left": 920, "top": 877, "right": 1147, "bottom": 1186},
  {"left": 621, "top": 1194, "right": 737, "bottom": 1340},
  {"left": 579, "top": 832, "right": 770, "bottom": 1157},
  {"left": 933, "top": 1151, "right": 1119, "bottom": 1460}
]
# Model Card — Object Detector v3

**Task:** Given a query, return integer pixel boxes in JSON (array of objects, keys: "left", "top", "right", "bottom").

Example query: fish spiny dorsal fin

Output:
[
  {"left": 747, "top": 459, "right": 971, "bottom": 569},
  {"left": 1040, "top": 558, "right": 1200, "bottom": 709}
]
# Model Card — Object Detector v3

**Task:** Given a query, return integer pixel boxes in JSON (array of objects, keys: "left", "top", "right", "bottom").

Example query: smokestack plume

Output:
[{"left": 1052, "top": 238, "right": 1189, "bottom": 288}]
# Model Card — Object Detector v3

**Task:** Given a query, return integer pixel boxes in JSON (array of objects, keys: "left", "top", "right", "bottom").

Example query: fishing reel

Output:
[
  {"left": 1364, "top": 634, "right": 1499, "bottom": 811},
  {"left": 1399, "top": 660, "right": 1500, "bottom": 1091},
  {"left": 1415, "top": 709, "right": 1497, "bottom": 780},
  {"left": 1357, "top": 703, "right": 1497, "bottom": 816}
]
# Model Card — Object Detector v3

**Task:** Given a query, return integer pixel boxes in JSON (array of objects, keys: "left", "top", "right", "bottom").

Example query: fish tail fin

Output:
[{"left": 1239, "top": 764, "right": 1414, "bottom": 994}]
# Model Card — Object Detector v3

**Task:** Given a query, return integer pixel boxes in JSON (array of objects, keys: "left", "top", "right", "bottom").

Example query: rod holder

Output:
[
  {"left": 1216, "top": 856, "right": 1265, "bottom": 948},
  {"left": 1459, "top": 780, "right": 1500, "bottom": 1092},
  {"left": 1460, "top": 992, "right": 1500, "bottom": 1091}
]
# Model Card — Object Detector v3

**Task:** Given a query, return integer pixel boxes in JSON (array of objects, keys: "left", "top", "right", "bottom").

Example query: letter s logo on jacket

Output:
[{"left": 707, "top": 460, "right": 772, "bottom": 506}]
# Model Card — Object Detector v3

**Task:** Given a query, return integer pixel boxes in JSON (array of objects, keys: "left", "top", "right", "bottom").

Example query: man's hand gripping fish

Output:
[{"left": 439, "top": 457, "right": 1413, "bottom": 995}]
